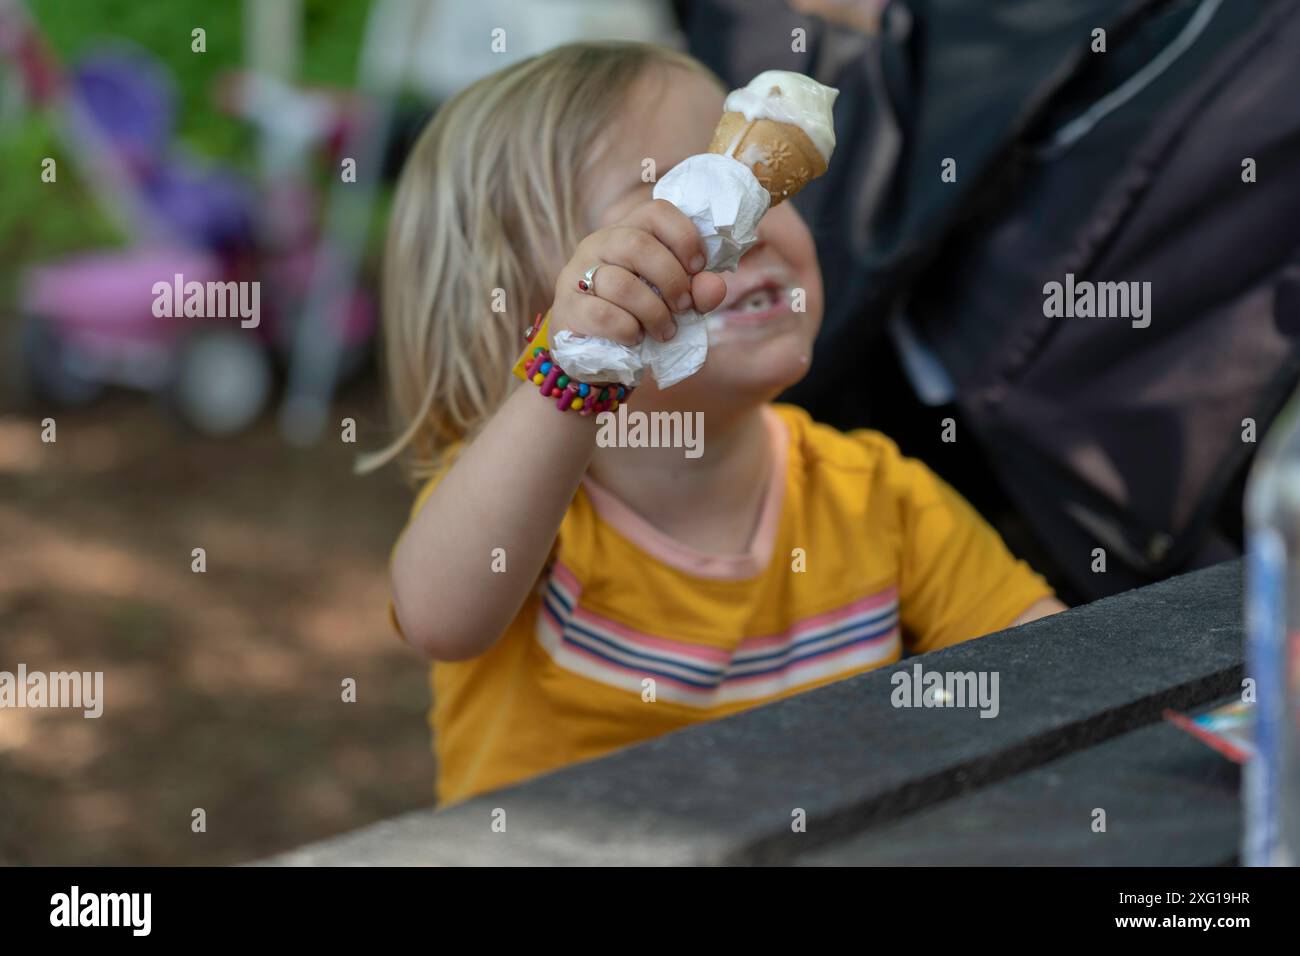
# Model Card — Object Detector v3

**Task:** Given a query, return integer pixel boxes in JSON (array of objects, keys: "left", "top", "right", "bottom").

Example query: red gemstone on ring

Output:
[{"left": 578, "top": 279, "right": 590, "bottom": 292}]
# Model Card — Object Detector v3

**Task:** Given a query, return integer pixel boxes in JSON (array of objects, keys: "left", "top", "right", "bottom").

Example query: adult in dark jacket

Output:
[{"left": 684, "top": 0, "right": 1300, "bottom": 603}]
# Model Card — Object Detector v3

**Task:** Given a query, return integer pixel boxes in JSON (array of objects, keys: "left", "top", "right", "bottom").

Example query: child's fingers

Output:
[
  {"left": 639, "top": 201, "right": 710, "bottom": 276},
  {"left": 584, "top": 263, "right": 677, "bottom": 342},
  {"left": 623, "top": 199, "right": 708, "bottom": 277},
  {"left": 556, "top": 280, "right": 643, "bottom": 347},
  {"left": 580, "top": 296, "right": 644, "bottom": 347},
  {"left": 596, "top": 226, "right": 693, "bottom": 316}
]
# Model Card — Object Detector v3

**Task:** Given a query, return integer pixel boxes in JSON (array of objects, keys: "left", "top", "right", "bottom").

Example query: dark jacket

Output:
[{"left": 687, "top": 0, "right": 1300, "bottom": 600}]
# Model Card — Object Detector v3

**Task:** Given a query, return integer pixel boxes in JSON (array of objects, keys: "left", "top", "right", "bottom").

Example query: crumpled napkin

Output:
[{"left": 550, "top": 153, "right": 770, "bottom": 389}]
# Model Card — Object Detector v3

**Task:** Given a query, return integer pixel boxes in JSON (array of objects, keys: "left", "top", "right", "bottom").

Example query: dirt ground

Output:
[{"left": 0, "top": 379, "right": 437, "bottom": 865}]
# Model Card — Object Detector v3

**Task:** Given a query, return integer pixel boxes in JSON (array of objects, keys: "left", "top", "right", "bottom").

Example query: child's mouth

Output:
[
  {"left": 711, "top": 280, "right": 791, "bottom": 326},
  {"left": 726, "top": 285, "right": 783, "bottom": 318},
  {"left": 706, "top": 272, "right": 802, "bottom": 345}
]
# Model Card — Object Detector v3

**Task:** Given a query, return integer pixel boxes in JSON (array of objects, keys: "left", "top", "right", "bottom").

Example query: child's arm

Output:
[
  {"left": 1012, "top": 596, "right": 1068, "bottom": 626},
  {"left": 884, "top": 432, "right": 1066, "bottom": 652},
  {"left": 391, "top": 382, "right": 600, "bottom": 659},
  {"left": 391, "top": 199, "right": 726, "bottom": 660}
]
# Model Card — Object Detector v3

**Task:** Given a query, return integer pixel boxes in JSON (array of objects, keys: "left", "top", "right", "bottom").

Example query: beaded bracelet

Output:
[
  {"left": 521, "top": 345, "right": 630, "bottom": 414},
  {"left": 514, "top": 311, "right": 632, "bottom": 415}
]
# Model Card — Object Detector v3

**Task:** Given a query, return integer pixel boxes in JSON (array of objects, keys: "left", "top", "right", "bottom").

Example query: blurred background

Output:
[
  {"left": 3, "top": 0, "right": 1298, "bottom": 864},
  {"left": 0, "top": 0, "right": 690, "bottom": 866}
]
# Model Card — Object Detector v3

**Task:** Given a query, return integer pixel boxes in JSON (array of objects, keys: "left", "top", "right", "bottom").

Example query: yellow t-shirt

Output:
[{"left": 392, "top": 402, "right": 1053, "bottom": 807}]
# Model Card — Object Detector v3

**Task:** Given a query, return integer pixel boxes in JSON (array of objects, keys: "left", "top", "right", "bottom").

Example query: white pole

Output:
[{"left": 243, "top": 0, "right": 302, "bottom": 80}]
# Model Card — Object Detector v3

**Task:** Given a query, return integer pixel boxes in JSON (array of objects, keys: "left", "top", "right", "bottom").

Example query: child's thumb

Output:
[{"left": 690, "top": 272, "right": 727, "bottom": 315}]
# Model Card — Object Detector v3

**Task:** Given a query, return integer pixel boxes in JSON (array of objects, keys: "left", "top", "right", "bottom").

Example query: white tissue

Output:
[{"left": 550, "top": 153, "right": 770, "bottom": 389}]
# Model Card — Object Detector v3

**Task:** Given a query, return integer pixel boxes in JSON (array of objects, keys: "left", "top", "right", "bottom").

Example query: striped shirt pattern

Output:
[{"left": 537, "top": 561, "right": 901, "bottom": 708}]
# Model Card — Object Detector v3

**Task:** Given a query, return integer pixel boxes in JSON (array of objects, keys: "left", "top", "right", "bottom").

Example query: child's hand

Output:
[{"left": 552, "top": 199, "right": 728, "bottom": 346}]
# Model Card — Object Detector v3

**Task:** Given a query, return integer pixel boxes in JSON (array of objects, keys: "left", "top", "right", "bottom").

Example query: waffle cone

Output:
[{"left": 707, "top": 112, "right": 828, "bottom": 205}]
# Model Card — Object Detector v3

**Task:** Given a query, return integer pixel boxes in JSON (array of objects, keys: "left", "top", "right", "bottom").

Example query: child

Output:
[{"left": 362, "top": 41, "right": 1065, "bottom": 807}]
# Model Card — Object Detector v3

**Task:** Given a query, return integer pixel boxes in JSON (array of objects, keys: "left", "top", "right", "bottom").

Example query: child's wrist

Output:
[
  {"left": 521, "top": 345, "right": 630, "bottom": 414},
  {"left": 508, "top": 377, "right": 603, "bottom": 446}
]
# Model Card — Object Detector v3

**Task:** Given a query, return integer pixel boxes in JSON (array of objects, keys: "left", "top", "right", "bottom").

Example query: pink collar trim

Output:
[{"left": 579, "top": 406, "right": 788, "bottom": 580}]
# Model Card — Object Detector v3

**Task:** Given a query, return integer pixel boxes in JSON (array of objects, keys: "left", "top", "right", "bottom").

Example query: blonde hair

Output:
[{"left": 358, "top": 41, "right": 719, "bottom": 483}]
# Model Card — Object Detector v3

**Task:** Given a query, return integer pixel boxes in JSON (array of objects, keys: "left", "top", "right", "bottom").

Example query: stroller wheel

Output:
[
  {"left": 170, "top": 328, "right": 272, "bottom": 436},
  {"left": 14, "top": 314, "right": 104, "bottom": 407}
]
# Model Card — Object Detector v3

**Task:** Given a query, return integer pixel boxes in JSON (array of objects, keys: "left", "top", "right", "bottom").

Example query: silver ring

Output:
[{"left": 578, "top": 264, "right": 602, "bottom": 295}]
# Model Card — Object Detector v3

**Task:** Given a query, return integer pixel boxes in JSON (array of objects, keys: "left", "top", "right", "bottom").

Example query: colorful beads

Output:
[{"left": 517, "top": 342, "right": 633, "bottom": 415}]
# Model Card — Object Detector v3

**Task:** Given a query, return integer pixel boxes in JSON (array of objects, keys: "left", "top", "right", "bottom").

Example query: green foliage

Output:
[
  {"left": 22, "top": 0, "right": 374, "bottom": 163},
  {"left": 0, "top": 113, "right": 125, "bottom": 305},
  {"left": 1, "top": 0, "right": 378, "bottom": 303},
  {"left": 27, "top": 0, "right": 248, "bottom": 159},
  {"left": 299, "top": 0, "right": 375, "bottom": 88}
]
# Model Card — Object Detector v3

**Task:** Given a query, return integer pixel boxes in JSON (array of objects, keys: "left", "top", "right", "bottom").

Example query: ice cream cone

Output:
[{"left": 708, "top": 111, "right": 828, "bottom": 205}]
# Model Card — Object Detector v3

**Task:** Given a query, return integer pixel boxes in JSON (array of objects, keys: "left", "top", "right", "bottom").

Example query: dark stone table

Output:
[{"left": 262, "top": 560, "right": 1245, "bottom": 865}]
